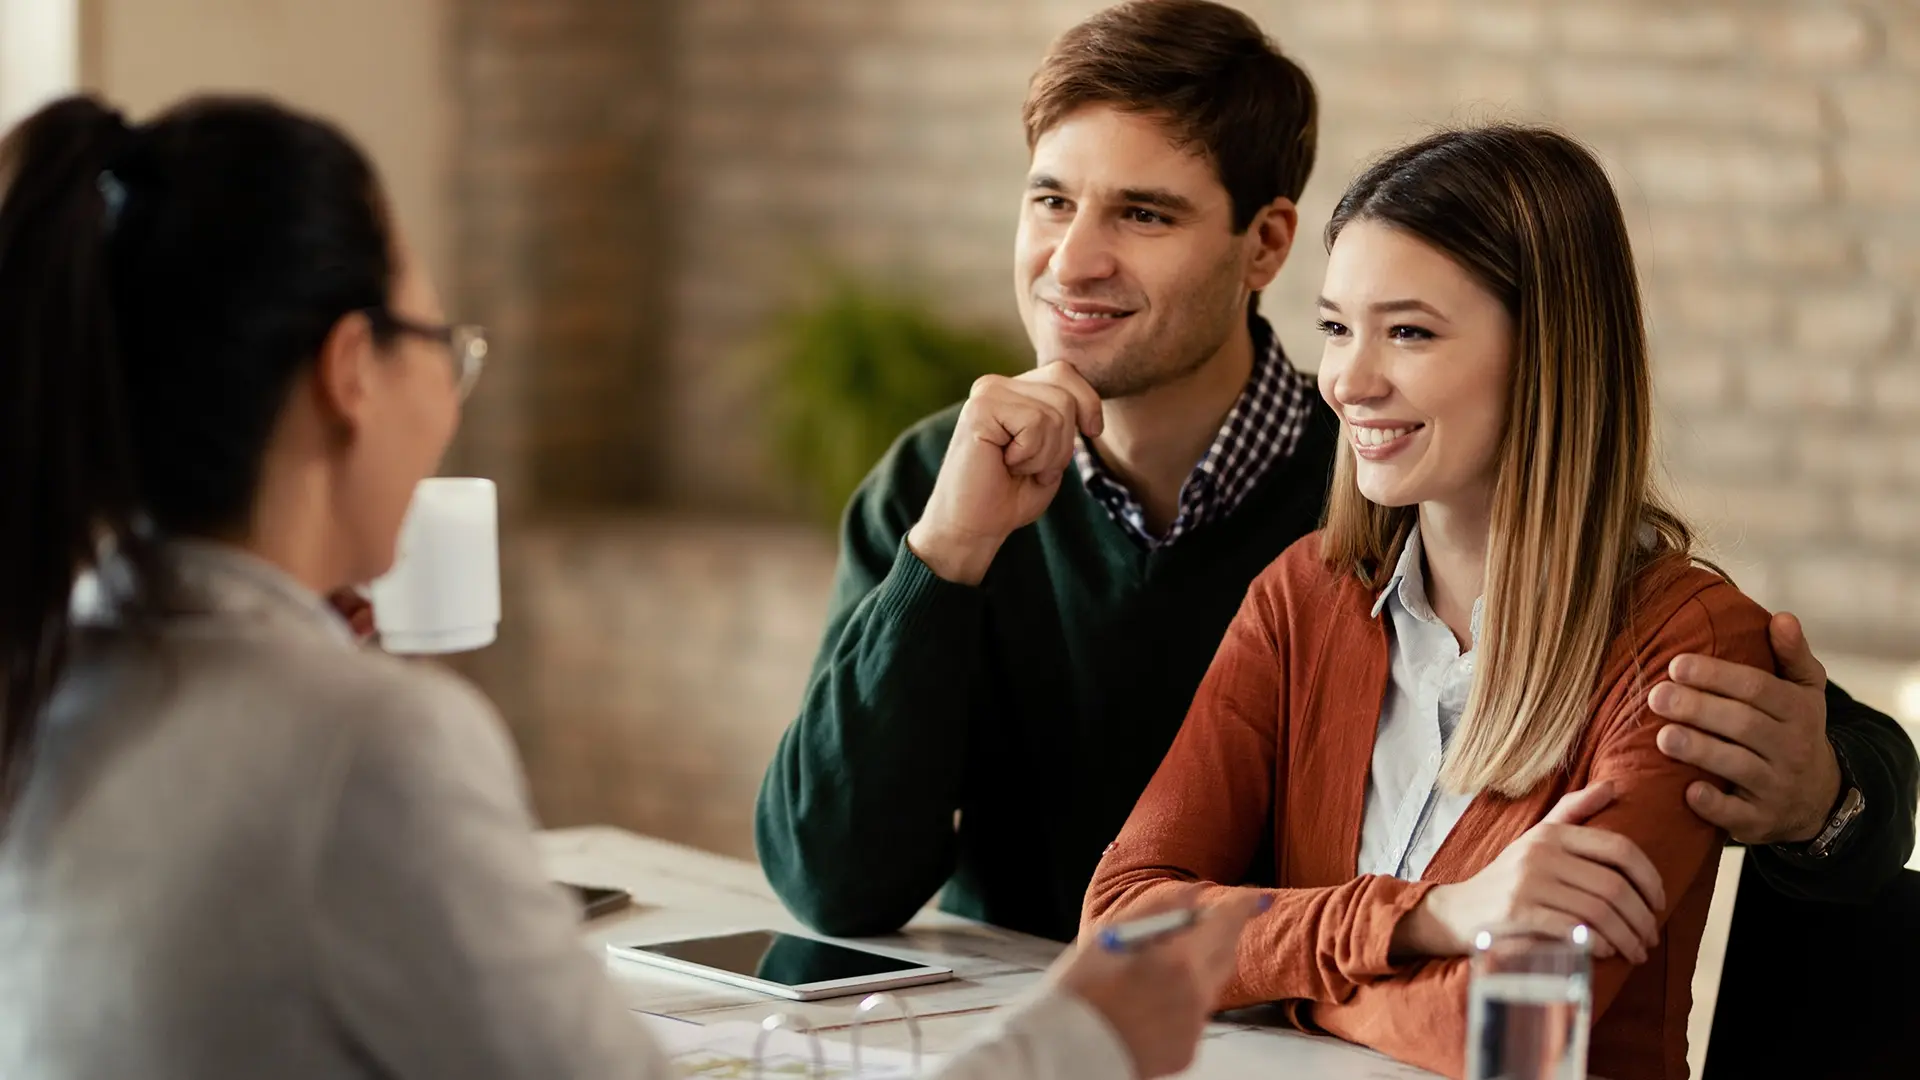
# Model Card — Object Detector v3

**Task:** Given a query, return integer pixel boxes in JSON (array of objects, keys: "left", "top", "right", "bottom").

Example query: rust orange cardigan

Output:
[{"left": 1082, "top": 534, "right": 1771, "bottom": 1080}]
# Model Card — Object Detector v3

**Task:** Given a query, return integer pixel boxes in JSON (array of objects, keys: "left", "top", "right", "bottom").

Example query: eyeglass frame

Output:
[{"left": 363, "top": 307, "right": 489, "bottom": 400}]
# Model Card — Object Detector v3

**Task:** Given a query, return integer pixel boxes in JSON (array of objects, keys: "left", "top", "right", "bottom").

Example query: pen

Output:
[
  {"left": 1093, "top": 894, "right": 1275, "bottom": 953},
  {"left": 1096, "top": 907, "right": 1199, "bottom": 953}
]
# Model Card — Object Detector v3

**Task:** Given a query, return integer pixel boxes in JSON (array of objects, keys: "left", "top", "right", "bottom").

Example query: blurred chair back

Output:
[{"left": 1703, "top": 856, "right": 1920, "bottom": 1078}]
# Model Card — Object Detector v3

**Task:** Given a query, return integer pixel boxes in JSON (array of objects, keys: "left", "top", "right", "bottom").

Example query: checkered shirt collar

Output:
[{"left": 1074, "top": 311, "right": 1317, "bottom": 549}]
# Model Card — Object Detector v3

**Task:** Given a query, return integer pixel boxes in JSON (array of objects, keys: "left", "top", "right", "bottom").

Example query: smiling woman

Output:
[
  {"left": 1314, "top": 228, "right": 1513, "bottom": 521},
  {"left": 1083, "top": 125, "right": 1776, "bottom": 1080},
  {"left": 1318, "top": 128, "right": 1698, "bottom": 802}
]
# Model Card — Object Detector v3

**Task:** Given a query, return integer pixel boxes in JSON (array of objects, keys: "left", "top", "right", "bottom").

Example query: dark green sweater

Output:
[{"left": 756, "top": 401, "right": 1918, "bottom": 943}]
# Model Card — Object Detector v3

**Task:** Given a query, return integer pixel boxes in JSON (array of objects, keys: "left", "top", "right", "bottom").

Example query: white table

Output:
[{"left": 540, "top": 826, "right": 1442, "bottom": 1078}]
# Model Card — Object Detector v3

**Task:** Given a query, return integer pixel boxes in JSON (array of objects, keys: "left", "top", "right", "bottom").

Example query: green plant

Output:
[{"left": 765, "top": 276, "right": 1027, "bottom": 525}]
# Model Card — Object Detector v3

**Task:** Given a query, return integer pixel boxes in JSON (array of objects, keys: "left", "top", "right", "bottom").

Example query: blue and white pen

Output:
[
  {"left": 1096, "top": 908, "right": 1199, "bottom": 953},
  {"left": 1094, "top": 894, "right": 1274, "bottom": 953}
]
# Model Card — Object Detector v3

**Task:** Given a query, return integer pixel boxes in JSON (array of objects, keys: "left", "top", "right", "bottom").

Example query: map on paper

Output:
[{"left": 638, "top": 1013, "right": 926, "bottom": 1079}]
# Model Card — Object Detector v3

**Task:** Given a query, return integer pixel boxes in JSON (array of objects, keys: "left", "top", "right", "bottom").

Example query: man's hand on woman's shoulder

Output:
[{"left": 1649, "top": 612, "right": 1844, "bottom": 845}]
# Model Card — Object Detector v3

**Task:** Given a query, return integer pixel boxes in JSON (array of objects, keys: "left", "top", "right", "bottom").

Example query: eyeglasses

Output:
[{"left": 365, "top": 308, "right": 490, "bottom": 400}]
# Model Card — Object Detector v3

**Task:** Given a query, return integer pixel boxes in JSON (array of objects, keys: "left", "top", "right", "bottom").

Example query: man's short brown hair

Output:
[{"left": 1021, "top": 0, "right": 1318, "bottom": 232}]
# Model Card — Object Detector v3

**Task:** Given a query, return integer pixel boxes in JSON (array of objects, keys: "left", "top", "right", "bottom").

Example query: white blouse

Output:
[{"left": 1356, "top": 524, "right": 1483, "bottom": 881}]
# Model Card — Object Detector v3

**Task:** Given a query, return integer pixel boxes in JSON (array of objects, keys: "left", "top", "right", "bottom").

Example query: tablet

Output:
[{"left": 607, "top": 929, "right": 954, "bottom": 1001}]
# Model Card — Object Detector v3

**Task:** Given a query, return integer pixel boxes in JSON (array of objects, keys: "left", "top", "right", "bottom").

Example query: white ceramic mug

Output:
[{"left": 369, "top": 477, "right": 500, "bottom": 654}]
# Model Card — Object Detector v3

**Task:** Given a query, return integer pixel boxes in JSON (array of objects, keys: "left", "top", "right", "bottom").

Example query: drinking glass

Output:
[{"left": 1466, "top": 924, "right": 1593, "bottom": 1080}]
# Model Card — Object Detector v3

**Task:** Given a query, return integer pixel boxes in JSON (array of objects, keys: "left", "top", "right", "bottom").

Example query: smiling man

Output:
[{"left": 755, "top": 0, "right": 1917, "bottom": 944}]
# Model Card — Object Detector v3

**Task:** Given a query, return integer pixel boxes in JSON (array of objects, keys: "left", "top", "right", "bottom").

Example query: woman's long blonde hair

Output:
[{"left": 1321, "top": 125, "right": 1694, "bottom": 799}]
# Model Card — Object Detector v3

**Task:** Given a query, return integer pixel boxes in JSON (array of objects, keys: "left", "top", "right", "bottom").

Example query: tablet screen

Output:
[{"left": 631, "top": 930, "right": 926, "bottom": 985}]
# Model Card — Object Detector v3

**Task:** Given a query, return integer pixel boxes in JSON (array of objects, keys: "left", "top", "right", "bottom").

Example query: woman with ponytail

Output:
[{"left": 0, "top": 94, "right": 1257, "bottom": 1080}]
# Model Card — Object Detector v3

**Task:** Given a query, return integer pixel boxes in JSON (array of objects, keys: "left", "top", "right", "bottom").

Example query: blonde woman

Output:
[{"left": 1083, "top": 125, "right": 1771, "bottom": 1080}]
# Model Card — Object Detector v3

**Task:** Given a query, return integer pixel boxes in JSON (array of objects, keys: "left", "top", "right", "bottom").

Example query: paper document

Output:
[{"left": 639, "top": 1012, "right": 931, "bottom": 1078}]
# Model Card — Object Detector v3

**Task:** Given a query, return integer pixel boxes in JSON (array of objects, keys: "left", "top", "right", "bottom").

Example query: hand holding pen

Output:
[{"left": 1050, "top": 890, "right": 1267, "bottom": 1079}]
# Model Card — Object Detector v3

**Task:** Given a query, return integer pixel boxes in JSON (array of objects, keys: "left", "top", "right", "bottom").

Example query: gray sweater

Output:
[{"left": 0, "top": 543, "right": 1131, "bottom": 1080}]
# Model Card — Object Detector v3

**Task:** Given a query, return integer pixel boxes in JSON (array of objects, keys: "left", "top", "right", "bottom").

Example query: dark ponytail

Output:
[{"left": 0, "top": 94, "right": 396, "bottom": 815}]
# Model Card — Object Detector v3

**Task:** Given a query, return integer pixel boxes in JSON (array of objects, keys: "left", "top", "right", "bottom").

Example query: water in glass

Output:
[{"left": 1466, "top": 925, "right": 1592, "bottom": 1080}]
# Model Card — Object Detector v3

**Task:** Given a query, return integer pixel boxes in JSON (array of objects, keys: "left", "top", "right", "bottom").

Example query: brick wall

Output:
[
  {"left": 655, "top": 0, "right": 1920, "bottom": 657},
  {"left": 446, "top": 0, "right": 676, "bottom": 515},
  {"left": 471, "top": 517, "right": 834, "bottom": 858}
]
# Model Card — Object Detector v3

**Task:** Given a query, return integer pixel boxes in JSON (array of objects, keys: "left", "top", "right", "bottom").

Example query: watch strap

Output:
[{"left": 1800, "top": 738, "right": 1865, "bottom": 859}]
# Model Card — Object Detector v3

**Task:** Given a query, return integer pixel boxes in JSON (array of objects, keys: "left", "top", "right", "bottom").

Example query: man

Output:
[{"left": 755, "top": 0, "right": 1917, "bottom": 944}]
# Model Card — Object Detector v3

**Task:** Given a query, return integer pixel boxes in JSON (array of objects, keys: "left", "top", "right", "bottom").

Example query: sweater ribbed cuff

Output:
[
  {"left": 1356, "top": 877, "right": 1442, "bottom": 978},
  {"left": 871, "top": 536, "right": 986, "bottom": 631}
]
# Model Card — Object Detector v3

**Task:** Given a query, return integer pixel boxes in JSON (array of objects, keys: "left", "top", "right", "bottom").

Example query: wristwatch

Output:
[{"left": 1786, "top": 740, "right": 1865, "bottom": 860}]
